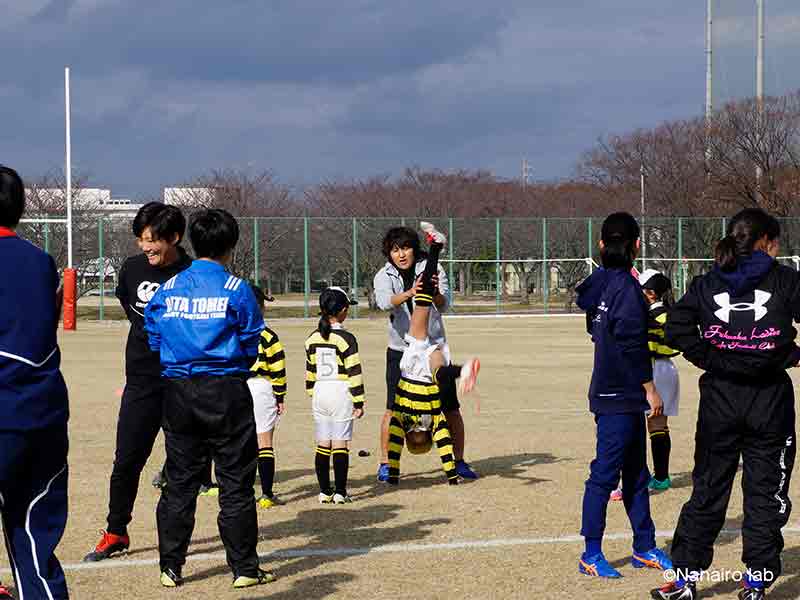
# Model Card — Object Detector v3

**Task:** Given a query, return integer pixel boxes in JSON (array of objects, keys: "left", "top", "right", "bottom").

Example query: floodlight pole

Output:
[
  {"left": 705, "top": 0, "right": 713, "bottom": 168},
  {"left": 756, "top": 0, "right": 765, "bottom": 186},
  {"left": 640, "top": 164, "right": 646, "bottom": 271}
]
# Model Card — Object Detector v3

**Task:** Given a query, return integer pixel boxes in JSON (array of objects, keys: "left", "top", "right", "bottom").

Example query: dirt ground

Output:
[{"left": 5, "top": 316, "right": 800, "bottom": 599}]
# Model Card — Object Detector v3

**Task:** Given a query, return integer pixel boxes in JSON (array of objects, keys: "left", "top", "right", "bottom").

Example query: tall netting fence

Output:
[{"left": 16, "top": 215, "right": 800, "bottom": 320}]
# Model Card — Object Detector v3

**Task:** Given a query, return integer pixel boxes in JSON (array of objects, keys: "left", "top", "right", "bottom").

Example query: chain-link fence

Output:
[{"left": 16, "top": 216, "right": 800, "bottom": 320}]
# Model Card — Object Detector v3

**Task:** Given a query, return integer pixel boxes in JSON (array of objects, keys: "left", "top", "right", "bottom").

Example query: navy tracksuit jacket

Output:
[
  {"left": 576, "top": 267, "right": 656, "bottom": 553},
  {"left": 0, "top": 228, "right": 69, "bottom": 599}
]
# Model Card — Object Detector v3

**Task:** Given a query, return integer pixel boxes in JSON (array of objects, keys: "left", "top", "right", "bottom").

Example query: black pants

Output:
[
  {"left": 671, "top": 372, "right": 796, "bottom": 586},
  {"left": 107, "top": 377, "right": 215, "bottom": 535},
  {"left": 157, "top": 375, "right": 259, "bottom": 577},
  {"left": 107, "top": 377, "right": 165, "bottom": 535}
]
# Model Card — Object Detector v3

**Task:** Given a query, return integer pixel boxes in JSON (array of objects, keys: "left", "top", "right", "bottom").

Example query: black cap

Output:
[
  {"left": 319, "top": 286, "right": 357, "bottom": 316},
  {"left": 601, "top": 212, "right": 640, "bottom": 244}
]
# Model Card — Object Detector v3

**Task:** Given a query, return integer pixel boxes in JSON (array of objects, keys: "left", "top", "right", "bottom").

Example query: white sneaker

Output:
[
  {"left": 457, "top": 358, "right": 481, "bottom": 396},
  {"left": 319, "top": 492, "right": 334, "bottom": 504},
  {"left": 333, "top": 493, "right": 352, "bottom": 504},
  {"left": 420, "top": 221, "right": 447, "bottom": 245}
]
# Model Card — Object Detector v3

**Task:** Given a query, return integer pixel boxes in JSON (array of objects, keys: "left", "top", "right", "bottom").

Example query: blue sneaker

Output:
[
  {"left": 579, "top": 552, "right": 622, "bottom": 578},
  {"left": 455, "top": 460, "right": 479, "bottom": 480},
  {"left": 377, "top": 463, "right": 390, "bottom": 482},
  {"left": 632, "top": 547, "right": 673, "bottom": 571}
]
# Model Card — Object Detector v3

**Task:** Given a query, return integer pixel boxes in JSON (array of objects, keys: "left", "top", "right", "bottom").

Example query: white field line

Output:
[{"left": 12, "top": 526, "right": 800, "bottom": 575}]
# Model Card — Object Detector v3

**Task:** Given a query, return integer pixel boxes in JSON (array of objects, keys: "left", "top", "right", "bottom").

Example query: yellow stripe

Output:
[{"left": 397, "top": 379, "right": 439, "bottom": 396}]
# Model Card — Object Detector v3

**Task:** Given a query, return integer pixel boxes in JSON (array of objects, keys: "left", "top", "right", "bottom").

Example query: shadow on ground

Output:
[
  {"left": 241, "top": 572, "right": 356, "bottom": 600},
  {"left": 182, "top": 502, "right": 449, "bottom": 590}
]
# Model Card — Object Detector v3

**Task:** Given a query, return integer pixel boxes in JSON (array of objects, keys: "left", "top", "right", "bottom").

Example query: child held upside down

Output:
[{"left": 387, "top": 222, "right": 480, "bottom": 485}]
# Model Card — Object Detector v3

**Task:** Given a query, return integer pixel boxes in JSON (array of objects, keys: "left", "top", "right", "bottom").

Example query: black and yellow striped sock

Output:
[
  {"left": 315, "top": 446, "right": 332, "bottom": 495},
  {"left": 649, "top": 428, "right": 671, "bottom": 481},
  {"left": 258, "top": 447, "right": 275, "bottom": 497},
  {"left": 332, "top": 448, "right": 350, "bottom": 496}
]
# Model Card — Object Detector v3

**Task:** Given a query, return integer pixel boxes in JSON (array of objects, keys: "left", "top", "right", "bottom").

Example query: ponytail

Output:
[
  {"left": 319, "top": 314, "right": 332, "bottom": 340},
  {"left": 715, "top": 235, "right": 738, "bottom": 271},
  {"left": 600, "top": 238, "right": 635, "bottom": 269},
  {"left": 714, "top": 208, "right": 780, "bottom": 272}
]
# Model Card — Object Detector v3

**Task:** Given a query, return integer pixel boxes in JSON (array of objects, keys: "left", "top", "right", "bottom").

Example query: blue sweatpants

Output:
[
  {"left": 0, "top": 424, "right": 69, "bottom": 599},
  {"left": 581, "top": 413, "right": 656, "bottom": 554}
]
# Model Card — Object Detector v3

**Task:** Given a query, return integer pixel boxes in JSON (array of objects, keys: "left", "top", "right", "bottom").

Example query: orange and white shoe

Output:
[
  {"left": 609, "top": 488, "right": 623, "bottom": 502},
  {"left": 457, "top": 358, "right": 480, "bottom": 396}
]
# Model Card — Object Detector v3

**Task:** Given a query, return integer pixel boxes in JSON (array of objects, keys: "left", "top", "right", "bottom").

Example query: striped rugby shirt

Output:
[
  {"left": 250, "top": 327, "right": 287, "bottom": 400},
  {"left": 648, "top": 302, "right": 680, "bottom": 359},
  {"left": 304, "top": 324, "right": 365, "bottom": 409}
]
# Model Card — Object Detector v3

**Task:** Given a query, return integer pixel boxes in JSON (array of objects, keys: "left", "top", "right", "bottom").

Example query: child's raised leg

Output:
[{"left": 408, "top": 222, "right": 445, "bottom": 339}]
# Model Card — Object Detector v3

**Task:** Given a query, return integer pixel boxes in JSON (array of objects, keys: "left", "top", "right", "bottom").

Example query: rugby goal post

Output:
[{"left": 63, "top": 66, "right": 76, "bottom": 330}]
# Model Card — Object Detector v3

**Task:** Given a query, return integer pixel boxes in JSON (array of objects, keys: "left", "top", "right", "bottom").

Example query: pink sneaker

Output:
[
  {"left": 420, "top": 221, "right": 447, "bottom": 245},
  {"left": 609, "top": 488, "right": 623, "bottom": 502}
]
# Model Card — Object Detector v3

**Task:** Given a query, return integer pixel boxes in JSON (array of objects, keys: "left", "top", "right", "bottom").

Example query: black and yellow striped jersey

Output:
[
  {"left": 394, "top": 376, "right": 442, "bottom": 415},
  {"left": 305, "top": 326, "right": 365, "bottom": 408},
  {"left": 648, "top": 303, "right": 680, "bottom": 359},
  {"left": 250, "top": 326, "right": 287, "bottom": 399}
]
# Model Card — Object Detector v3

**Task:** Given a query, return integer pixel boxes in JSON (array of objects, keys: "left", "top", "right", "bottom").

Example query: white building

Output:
[
  {"left": 163, "top": 187, "right": 217, "bottom": 207},
  {"left": 24, "top": 188, "right": 144, "bottom": 219}
]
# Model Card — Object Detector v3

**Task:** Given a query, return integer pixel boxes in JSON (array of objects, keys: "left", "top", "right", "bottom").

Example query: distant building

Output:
[
  {"left": 163, "top": 187, "right": 217, "bottom": 207},
  {"left": 24, "top": 188, "right": 144, "bottom": 219}
]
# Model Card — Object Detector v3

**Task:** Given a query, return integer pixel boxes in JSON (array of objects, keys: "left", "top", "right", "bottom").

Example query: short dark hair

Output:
[
  {"left": 189, "top": 208, "right": 239, "bottom": 259},
  {"left": 382, "top": 226, "right": 421, "bottom": 263},
  {"left": 0, "top": 166, "right": 25, "bottom": 227},
  {"left": 132, "top": 202, "right": 186, "bottom": 243}
]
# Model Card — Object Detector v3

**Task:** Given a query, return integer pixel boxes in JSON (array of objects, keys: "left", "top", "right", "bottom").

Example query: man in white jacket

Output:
[{"left": 373, "top": 226, "right": 477, "bottom": 482}]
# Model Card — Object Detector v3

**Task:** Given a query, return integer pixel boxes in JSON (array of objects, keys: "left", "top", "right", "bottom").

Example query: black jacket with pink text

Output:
[{"left": 666, "top": 251, "right": 800, "bottom": 379}]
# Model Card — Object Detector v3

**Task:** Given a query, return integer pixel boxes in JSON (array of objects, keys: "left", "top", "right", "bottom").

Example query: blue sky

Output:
[{"left": 1, "top": 0, "right": 799, "bottom": 198}]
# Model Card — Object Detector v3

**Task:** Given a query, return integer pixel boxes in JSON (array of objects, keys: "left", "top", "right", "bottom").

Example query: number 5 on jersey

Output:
[{"left": 316, "top": 347, "right": 338, "bottom": 381}]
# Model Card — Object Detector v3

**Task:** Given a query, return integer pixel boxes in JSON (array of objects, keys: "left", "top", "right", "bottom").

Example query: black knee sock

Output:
[
  {"left": 332, "top": 448, "right": 350, "bottom": 496},
  {"left": 258, "top": 447, "right": 275, "bottom": 497},
  {"left": 650, "top": 429, "right": 671, "bottom": 481},
  {"left": 315, "top": 446, "right": 332, "bottom": 495},
  {"left": 416, "top": 242, "right": 443, "bottom": 307}
]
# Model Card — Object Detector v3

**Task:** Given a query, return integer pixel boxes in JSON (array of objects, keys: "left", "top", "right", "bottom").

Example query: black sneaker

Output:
[
  {"left": 651, "top": 581, "right": 697, "bottom": 599},
  {"left": 160, "top": 568, "right": 183, "bottom": 588},
  {"left": 739, "top": 584, "right": 765, "bottom": 600}
]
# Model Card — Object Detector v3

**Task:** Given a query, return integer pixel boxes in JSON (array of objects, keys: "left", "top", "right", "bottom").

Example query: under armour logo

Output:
[
  {"left": 713, "top": 290, "right": 771, "bottom": 323},
  {"left": 137, "top": 281, "right": 161, "bottom": 303}
]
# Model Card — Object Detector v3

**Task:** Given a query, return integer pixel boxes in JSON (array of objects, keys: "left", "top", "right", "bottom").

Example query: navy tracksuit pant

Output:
[
  {"left": 581, "top": 412, "right": 656, "bottom": 554},
  {"left": 0, "top": 423, "right": 69, "bottom": 599}
]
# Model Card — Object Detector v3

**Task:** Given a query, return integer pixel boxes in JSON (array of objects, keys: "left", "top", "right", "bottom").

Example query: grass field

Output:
[{"left": 6, "top": 316, "right": 800, "bottom": 599}]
